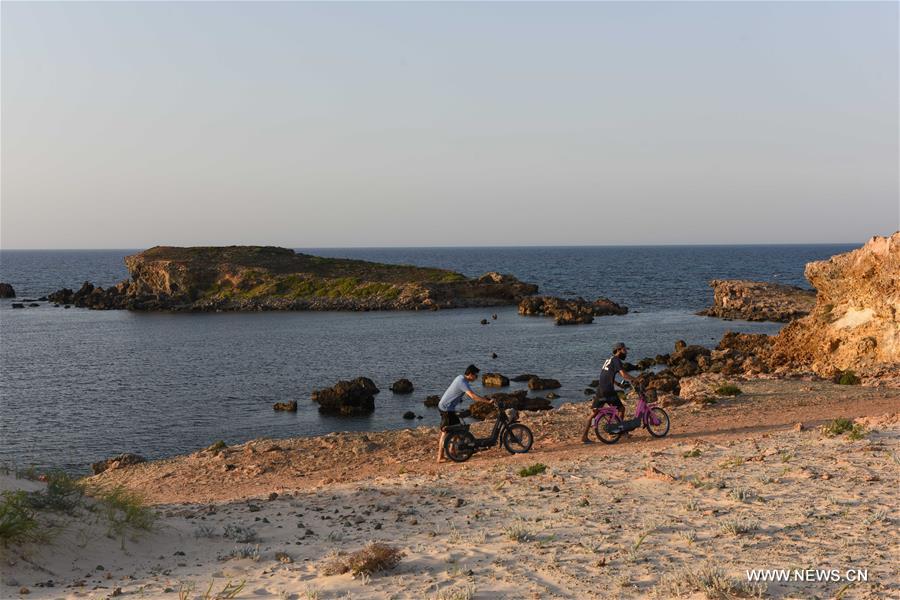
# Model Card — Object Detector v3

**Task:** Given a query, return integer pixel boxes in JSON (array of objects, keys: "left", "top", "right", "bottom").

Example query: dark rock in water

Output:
[
  {"left": 654, "top": 354, "right": 670, "bottom": 365},
  {"left": 637, "top": 357, "right": 655, "bottom": 370},
  {"left": 273, "top": 400, "right": 298, "bottom": 412},
  {"left": 674, "top": 340, "right": 687, "bottom": 352},
  {"left": 482, "top": 372, "right": 509, "bottom": 387},
  {"left": 589, "top": 379, "right": 600, "bottom": 388},
  {"left": 511, "top": 373, "right": 539, "bottom": 382},
  {"left": 311, "top": 377, "right": 379, "bottom": 416},
  {"left": 37, "top": 296, "right": 48, "bottom": 302},
  {"left": 390, "top": 378, "right": 414, "bottom": 394},
  {"left": 584, "top": 388, "right": 595, "bottom": 395},
  {"left": 48, "top": 281, "right": 128, "bottom": 310},
  {"left": 11, "top": 303, "right": 24, "bottom": 309},
  {"left": 0, "top": 283, "right": 15, "bottom": 298},
  {"left": 28, "top": 303, "right": 39, "bottom": 307},
  {"left": 91, "top": 453, "right": 146, "bottom": 475},
  {"left": 402, "top": 411, "right": 416, "bottom": 420},
  {"left": 467, "top": 390, "right": 555, "bottom": 421},
  {"left": 423, "top": 395, "right": 440, "bottom": 407},
  {"left": 64, "top": 305, "right": 71, "bottom": 309},
  {"left": 491, "top": 352, "right": 498, "bottom": 359},
  {"left": 545, "top": 392, "right": 559, "bottom": 399},
  {"left": 491, "top": 314, "right": 498, "bottom": 320},
  {"left": 518, "top": 295, "right": 628, "bottom": 325},
  {"left": 480, "top": 319, "right": 489, "bottom": 325},
  {"left": 21, "top": 298, "right": 36, "bottom": 302},
  {"left": 527, "top": 377, "right": 561, "bottom": 390}
]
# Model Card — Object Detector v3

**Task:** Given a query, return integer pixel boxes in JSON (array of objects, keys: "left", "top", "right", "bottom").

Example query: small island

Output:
[{"left": 48, "top": 246, "right": 538, "bottom": 311}]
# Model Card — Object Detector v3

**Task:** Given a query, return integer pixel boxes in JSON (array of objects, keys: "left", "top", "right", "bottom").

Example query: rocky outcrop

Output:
[
  {"left": 91, "top": 453, "right": 146, "bottom": 475},
  {"left": 699, "top": 279, "right": 816, "bottom": 322},
  {"left": 423, "top": 395, "right": 440, "bottom": 407},
  {"left": 518, "top": 296, "right": 628, "bottom": 325},
  {"left": 389, "top": 379, "right": 414, "bottom": 394},
  {"left": 481, "top": 373, "right": 509, "bottom": 387},
  {"left": 273, "top": 400, "right": 298, "bottom": 411},
  {"left": 527, "top": 377, "right": 561, "bottom": 390},
  {"left": 469, "top": 390, "right": 553, "bottom": 420},
  {"left": 48, "top": 246, "right": 538, "bottom": 312},
  {"left": 311, "top": 377, "right": 380, "bottom": 416},
  {"left": 0, "top": 283, "right": 15, "bottom": 298},
  {"left": 770, "top": 233, "right": 900, "bottom": 378}
]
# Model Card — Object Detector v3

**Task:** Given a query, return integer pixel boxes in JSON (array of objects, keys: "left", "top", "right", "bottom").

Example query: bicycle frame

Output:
[
  {"left": 446, "top": 405, "right": 511, "bottom": 449},
  {"left": 591, "top": 387, "right": 662, "bottom": 429}
]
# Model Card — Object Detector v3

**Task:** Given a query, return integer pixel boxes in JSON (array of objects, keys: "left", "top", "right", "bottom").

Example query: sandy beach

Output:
[{"left": 2, "top": 379, "right": 897, "bottom": 599}]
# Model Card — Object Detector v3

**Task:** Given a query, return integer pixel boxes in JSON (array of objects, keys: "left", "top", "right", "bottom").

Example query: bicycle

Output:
[{"left": 591, "top": 383, "right": 670, "bottom": 444}]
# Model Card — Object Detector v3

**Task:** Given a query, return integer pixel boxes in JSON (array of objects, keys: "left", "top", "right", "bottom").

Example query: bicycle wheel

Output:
[
  {"left": 444, "top": 430, "right": 476, "bottom": 462},
  {"left": 646, "top": 407, "right": 670, "bottom": 438},
  {"left": 502, "top": 424, "right": 534, "bottom": 454},
  {"left": 594, "top": 413, "right": 623, "bottom": 444}
]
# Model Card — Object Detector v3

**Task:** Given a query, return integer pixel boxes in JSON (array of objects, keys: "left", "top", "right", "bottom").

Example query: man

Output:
[
  {"left": 582, "top": 342, "right": 638, "bottom": 443},
  {"left": 437, "top": 364, "right": 493, "bottom": 463}
]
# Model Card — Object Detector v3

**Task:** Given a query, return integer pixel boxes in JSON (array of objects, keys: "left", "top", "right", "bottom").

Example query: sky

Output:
[{"left": 1, "top": 1, "right": 898, "bottom": 249}]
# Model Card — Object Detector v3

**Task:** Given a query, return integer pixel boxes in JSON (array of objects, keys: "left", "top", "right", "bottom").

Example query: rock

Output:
[
  {"left": 678, "top": 374, "right": 727, "bottom": 403},
  {"left": 636, "top": 357, "right": 655, "bottom": 370},
  {"left": 518, "top": 295, "right": 627, "bottom": 325},
  {"left": 584, "top": 388, "right": 595, "bottom": 395},
  {"left": 511, "top": 373, "right": 539, "bottom": 382},
  {"left": 467, "top": 390, "right": 554, "bottom": 420},
  {"left": 91, "top": 453, "right": 146, "bottom": 475},
  {"left": 423, "top": 395, "right": 440, "bottom": 407},
  {"left": 674, "top": 340, "right": 687, "bottom": 352},
  {"left": 480, "top": 319, "right": 489, "bottom": 325},
  {"left": 481, "top": 372, "right": 509, "bottom": 387},
  {"left": 770, "top": 233, "right": 900, "bottom": 378},
  {"left": 469, "top": 400, "right": 497, "bottom": 420},
  {"left": 402, "top": 411, "right": 416, "bottom": 420},
  {"left": 390, "top": 378, "right": 414, "bottom": 394},
  {"left": 28, "top": 303, "right": 39, "bottom": 307},
  {"left": 273, "top": 400, "right": 298, "bottom": 412},
  {"left": 589, "top": 379, "right": 600, "bottom": 388},
  {"left": 0, "top": 283, "right": 15, "bottom": 298},
  {"left": 528, "top": 377, "right": 561, "bottom": 390},
  {"left": 491, "top": 352, "right": 498, "bottom": 359},
  {"left": 545, "top": 392, "right": 559, "bottom": 399},
  {"left": 491, "top": 314, "right": 498, "bottom": 320},
  {"left": 11, "top": 303, "right": 24, "bottom": 309},
  {"left": 699, "top": 279, "right": 816, "bottom": 322},
  {"left": 311, "top": 377, "right": 379, "bottom": 416}
]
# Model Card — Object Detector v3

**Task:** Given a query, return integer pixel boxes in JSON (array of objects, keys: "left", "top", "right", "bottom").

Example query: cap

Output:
[{"left": 612, "top": 342, "right": 628, "bottom": 352}]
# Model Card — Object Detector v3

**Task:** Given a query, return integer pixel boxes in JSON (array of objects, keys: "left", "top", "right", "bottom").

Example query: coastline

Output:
[{"left": 3, "top": 378, "right": 897, "bottom": 599}]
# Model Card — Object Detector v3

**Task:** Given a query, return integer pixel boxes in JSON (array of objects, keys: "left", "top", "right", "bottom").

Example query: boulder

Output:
[
  {"left": 481, "top": 372, "right": 509, "bottom": 387},
  {"left": 11, "top": 303, "right": 24, "bottom": 309},
  {"left": 480, "top": 319, "right": 489, "bottom": 325},
  {"left": 584, "top": 388, "right": 595, "bottom": 395},
  {"left": 423, "top": 395, "right": 440, "bottom": 407},
  {"left": 273, "top": 400, "right": 298, "bottom": 411},
  {"left": 402, "top": 411, "right": 416, "bottom": 420},
  {"left": 545, "top": 392, "right": 559, "bottom": 399},
  {"left": 770, "top": 233, "right": 900, "bottom": 378},
  {"left": 0, "top": 283, "right": 15, "bottom": 298},
  {"left": 527, "top": 377, "right": 561, "bottom": 390},
  {"left": 389, "top": 378, "right": 414, "bottom": 394},
  {"left": 678, "top": 374, "right": 727, "bottom": 403},
  {"left": 511, "top": 373, "right": 539, "bottom": 382},
  {"left": 469, "top": 400, "right": 497, "bottom": 420},
  {"left": 518, "top": 295, "right": 627, "bottom": 325},
  {"left": 91, "top": 453, "right": 146, "bottom": 475},
  {"left": 311, "top": 377, "right": 379, "bottom": 416},
  {"left": 698, "top": 280, "right": 816, "bottom": 322}
]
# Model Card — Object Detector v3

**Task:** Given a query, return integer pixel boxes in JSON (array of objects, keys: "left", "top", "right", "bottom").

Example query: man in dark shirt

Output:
[{"left": 582, "top": 342, "right": 638, "bottom": 443}]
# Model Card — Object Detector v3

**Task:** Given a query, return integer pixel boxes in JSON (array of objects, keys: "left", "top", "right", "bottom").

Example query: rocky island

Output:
[
  {"left": 698, "top": 279, "right": 816, "bottom": 322},
  {"left": 48, "top": 246, "right": 538, "bottom": 311}
]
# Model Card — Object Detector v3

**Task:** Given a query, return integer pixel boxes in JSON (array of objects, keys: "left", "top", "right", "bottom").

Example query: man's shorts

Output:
[
  {"left": 440, "top": 410, "right": 462, "bottom": 430},
  {"left": 592, "top": 393, "right": 624, "bottom": 411}
]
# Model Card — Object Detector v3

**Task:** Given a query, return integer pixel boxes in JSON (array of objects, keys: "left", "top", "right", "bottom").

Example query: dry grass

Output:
[{"left": 321, "top": 542, "right": 403, "bottom": 576}]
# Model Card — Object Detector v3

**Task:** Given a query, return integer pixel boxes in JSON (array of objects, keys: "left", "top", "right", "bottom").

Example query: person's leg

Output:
[
  {"left": 437, "top": 430, "right": 446, "bottom": 463},
  {"left": 581, "top": 413, "right": 593, "bottom": 442}
]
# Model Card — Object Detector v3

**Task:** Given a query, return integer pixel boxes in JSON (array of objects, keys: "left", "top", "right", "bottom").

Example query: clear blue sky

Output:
[{"left": 2, "top": 1, "right": 897, "bottom": 249}]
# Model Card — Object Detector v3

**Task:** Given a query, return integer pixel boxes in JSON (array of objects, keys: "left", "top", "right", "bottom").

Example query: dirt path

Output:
[{"left": 89, "top": 379, "right": 899, "bottom": 505}]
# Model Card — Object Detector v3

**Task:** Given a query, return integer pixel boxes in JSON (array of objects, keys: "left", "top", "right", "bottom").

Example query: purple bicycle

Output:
[{"left": 591, "top": 383, "right": 670, "bottom": 444}]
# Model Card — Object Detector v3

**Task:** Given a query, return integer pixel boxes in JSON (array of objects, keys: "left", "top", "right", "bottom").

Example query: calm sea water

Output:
[{"left": 0, "top": 245, "right": 853, "bottom": 472}]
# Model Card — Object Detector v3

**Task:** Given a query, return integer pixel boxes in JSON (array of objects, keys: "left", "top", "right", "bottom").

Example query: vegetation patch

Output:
[
  {"left": 321, "top": 542, "right": 403, "bottom": 576},
  {"left": 715, "top": 384, "right": 743, "bottom": 396},
  {"left": 835, "top": 370, "right": 861, "bottom": 385},
  {"left": 26, "top": 470, "right": 84, "bottom": 512},
  {"left": 518, "top": 463, "right": 547, "bottom": 477},
  {"left": 90, "top": 485, "right": 155, "bottom": 546},
  {"left": 0, "top": 491, "right": 39, "bottom": 545}
]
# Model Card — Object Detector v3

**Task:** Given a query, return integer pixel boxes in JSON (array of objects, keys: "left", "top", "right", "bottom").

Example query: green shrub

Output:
[
  {"left": 847, "top": 424, "right": 867, "bottom": 441},
  {"left": 518, "top": 463, "right": 547, "bottom": 477},
  {"left": 822, "top": 418, "right": 854, "bottom": 437},
  {"left": 26, "top": 470, "right": 84, "bottom": 512},
  {"left": 0, "top": 491, "right": 38, "bottom": 545},
  {"left": 836, "top": 370, "right": 860, "bottom": 385},
  {"left": 715, "top": 384, "right": 743, "bottom": 396},
  {"left": 90, "top": 485, "right": 155, "bottom": 546}
]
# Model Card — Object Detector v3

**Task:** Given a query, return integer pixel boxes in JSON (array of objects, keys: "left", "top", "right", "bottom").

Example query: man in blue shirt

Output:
[{"left": 437, "top": 364, "right": 492, "bottom": 463}]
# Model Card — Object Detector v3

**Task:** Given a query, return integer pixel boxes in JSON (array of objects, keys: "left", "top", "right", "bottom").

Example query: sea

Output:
[{"left": 0, "top": 245, "right": 855, "bottom": 473}]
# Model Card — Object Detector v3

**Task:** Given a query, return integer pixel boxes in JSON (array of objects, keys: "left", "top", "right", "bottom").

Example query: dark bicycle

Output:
[{"left": 443, "top": 400, "right": 534, "bottom": 463}]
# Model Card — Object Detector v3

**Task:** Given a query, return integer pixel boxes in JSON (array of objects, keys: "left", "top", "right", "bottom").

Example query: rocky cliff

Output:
[
  {"left": 698, "top": 279, "right": 815, "bottom": 322},
  {"left": 51, "top": 246, "right": 539, "bottom": 311},
  {"left": 770, "top": 233, "right": 899, "bottom": 378}
]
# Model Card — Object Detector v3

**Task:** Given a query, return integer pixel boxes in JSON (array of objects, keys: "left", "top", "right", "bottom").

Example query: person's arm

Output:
[
  {"left": 618, "top": 368, "right": 638, "bottom": 384},
  {"left": 465, "top": 389, "right": 492, "bottom": 403}
]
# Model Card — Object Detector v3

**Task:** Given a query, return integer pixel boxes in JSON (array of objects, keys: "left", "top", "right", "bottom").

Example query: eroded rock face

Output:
[
  {"left": 770, "top": 233, "right": 900, "bottom": 378},
  {"left": 91, "top": 453, "right": 146, "bottom": 475},
  {"left": 518, "top": 296, "right": 627, "bottom": 325},
  {"left": 0, "top": 283, "right": 15, "bottom": 298},
  {"left": 49, "top": 246, "right": 539, "bottom": 312},
  {"left": 698, "top": 280, "right": 816, "bottom": 322},
  {"left": 481, "top": 373, "right": 509, "bottom": 387},
  {"left": 311, "top": 377, "right": 380, "bottom": 416}
]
